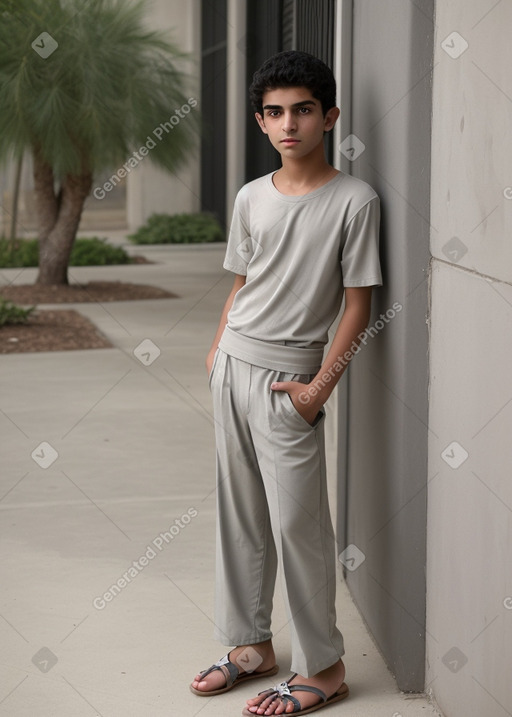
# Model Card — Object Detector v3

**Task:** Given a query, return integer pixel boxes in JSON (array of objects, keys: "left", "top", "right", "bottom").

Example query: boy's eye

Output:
[{"left": 265, "top": 107, "right": 310, "bottom": 117}]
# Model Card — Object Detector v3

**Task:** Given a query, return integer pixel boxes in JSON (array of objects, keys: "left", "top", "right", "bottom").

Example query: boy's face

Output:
[{"left": 255, "top": 86, "right": 339, "bottom": 160}]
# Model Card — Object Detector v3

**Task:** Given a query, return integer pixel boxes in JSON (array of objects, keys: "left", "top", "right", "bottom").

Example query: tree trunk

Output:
[
  {"left": 33, "top": 149, "right": 93, "bottom": 285},
  {"left": 9, "top": 154, "right": 23, "bottom": 248},
  {"left": 32, "top": 146, "right": 59, "bottom": 244}
]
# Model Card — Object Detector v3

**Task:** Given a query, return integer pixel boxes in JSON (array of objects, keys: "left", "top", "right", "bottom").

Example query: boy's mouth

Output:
[{"left": 280, "top": 138, "right": 300, "bottom": 145}]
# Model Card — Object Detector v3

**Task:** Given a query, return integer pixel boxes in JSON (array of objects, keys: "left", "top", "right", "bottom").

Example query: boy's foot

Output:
[
  {"left": 243, "top": 659, "right": 346, "bottom": 715},
  {"left": 191, "top": 641, "right": 277, "bottom": 695}
]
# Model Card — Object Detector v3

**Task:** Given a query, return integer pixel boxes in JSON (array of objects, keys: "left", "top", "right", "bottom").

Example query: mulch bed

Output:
[
  {"left": 0, "top": 309, "right": 113, "bottom": 354},
  {"left": 0, "top": 280, "right": 176, "bottom": 305},
  {"left": 0, "top": 280, "right": 178, "bottom": 354}
]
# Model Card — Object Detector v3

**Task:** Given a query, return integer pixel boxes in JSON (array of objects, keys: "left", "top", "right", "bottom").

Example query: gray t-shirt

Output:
[{"left": 222, "top": 170, "right": 383, "bottom": 350}]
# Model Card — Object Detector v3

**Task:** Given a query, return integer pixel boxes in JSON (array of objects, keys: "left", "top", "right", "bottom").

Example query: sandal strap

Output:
[
  {"left": 257, "top": 684, "right": 302, "bottom": 712},
  {"left": 199, "top": 653, "right": 239, "bottom": 687},
  {"left": 260, "top": 678, "right": 328, "bottom": 711},
  {"left": 257, "top": 687, "right": 277, "bottom": 697},
  {"left": 281, "top": 694, "right": 302, "bottom": 711},
  {"left": 288, "top": 683, "right": 328, "bottom": 702}
]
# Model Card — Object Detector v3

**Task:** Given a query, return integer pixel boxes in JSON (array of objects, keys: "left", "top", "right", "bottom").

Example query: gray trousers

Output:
[{"left": 209, "top": 332, "right": 345, "bottom": 677}]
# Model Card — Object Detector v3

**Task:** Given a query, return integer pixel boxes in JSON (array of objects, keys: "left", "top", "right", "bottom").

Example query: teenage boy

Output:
[{"left": 190, "top": 50, "right": 382, "bottom": 716}]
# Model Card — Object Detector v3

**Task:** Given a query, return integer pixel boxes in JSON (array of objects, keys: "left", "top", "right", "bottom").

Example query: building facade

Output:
[
  {"left": 1, "top": 2, "right": 510, "bottom": 714},
  {"left": 209, "top": 3, "right": 512, "bottom": 715}
]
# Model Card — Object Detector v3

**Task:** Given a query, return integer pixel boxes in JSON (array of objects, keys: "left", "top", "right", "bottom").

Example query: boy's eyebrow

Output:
[{"left": 262, "top": 99, "right": 317, "bottom": 110}]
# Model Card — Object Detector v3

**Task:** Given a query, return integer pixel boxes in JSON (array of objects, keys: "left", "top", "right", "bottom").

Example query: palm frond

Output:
[{"left": 0, "top": 0, "right": 199, "bottom": 176}]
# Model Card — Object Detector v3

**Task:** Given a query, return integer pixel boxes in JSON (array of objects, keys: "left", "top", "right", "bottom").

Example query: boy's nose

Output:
[{"left": 282, "top": 112, "right": 297, "bottom": 132}]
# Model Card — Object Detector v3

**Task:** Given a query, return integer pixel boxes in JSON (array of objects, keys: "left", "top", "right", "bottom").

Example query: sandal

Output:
[
  {"left": 241, "top": 674, "right": 349, "bottom": 715},
  {"left": 190, "top": 650, "right": 280, "bottom": 696}
]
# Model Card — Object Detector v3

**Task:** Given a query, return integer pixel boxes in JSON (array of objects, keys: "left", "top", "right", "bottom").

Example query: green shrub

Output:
[
  {"left": 0, "top": 298, "right": 35, "bottom": 326},
  {"left": 0, "top": 237, "right": 131, "bottom": 267},
  {"left": 70, "top": 237, "right": 131, "bottom": 266},
  {"left": 128, "top": 212, "right": 224, "bottom": 244},
  {"left": 0, "top": 238, "right": 39, "bottom": 267}
]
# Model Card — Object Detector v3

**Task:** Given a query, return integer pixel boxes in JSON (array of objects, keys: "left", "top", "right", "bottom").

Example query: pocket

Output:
[
  {"left": 284, "top": 390, "right": 325, "bottom": 430},
  {"left": 207, "top": 348, "right": 220, "bottom": 389}
]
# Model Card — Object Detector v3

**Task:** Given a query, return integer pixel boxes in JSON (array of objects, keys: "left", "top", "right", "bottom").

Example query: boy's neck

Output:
[{"left": 273, "top": 146, "right": 338, "bottom": 195}]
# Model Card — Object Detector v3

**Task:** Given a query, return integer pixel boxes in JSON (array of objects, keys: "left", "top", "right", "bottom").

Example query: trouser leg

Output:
[
  {"left": 210, "top": 349, "right": 278, "bottom": 646},
  {"left": 248, "top": 365, "right": 345, "bottom": 677}
]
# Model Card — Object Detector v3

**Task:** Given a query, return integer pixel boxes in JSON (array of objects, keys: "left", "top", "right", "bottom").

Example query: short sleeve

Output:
[
  {"left": 222, "top": 191, "right": 252, "bottom": 275},
  {"left": 341, "top": 196, "right": 383, "bottom": 287}
]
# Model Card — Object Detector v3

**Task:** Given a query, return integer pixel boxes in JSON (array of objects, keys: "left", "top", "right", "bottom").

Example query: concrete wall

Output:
[
  {"left": 126, "top": 0, "right": 202, "bottom": 231},
  {"left": 426, "top": 1, "right": 512, "bottom": 715},
  {"left": 337, "top": 0, "right": 434, "bottom": 692}
]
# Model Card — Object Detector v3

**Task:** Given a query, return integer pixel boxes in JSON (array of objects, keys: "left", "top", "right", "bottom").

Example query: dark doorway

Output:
[
  {"left": 245, "top": 0, "right": 336, "bottom": 180},
  {"left": 200, "top": 0, "right": 228, "bottom": 228}
]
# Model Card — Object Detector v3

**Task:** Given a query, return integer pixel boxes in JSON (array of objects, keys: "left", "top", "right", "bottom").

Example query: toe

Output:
[
  {"left": 245, "top": 701, "right": 264, "bottom": 714},
  {"left": 264, "top": 698, "right": 280, "bottom": 715},
  {"left": 247, "top": 693, "right": 271, "bottom": 708},
  {"left": 191, "top": 672, "right": 207, "bottom": 689}
]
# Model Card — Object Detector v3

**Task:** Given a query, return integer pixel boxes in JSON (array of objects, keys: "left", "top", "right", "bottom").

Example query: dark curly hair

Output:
[{"left": 249, "top": 50, "right": 336, "bottom": 116}]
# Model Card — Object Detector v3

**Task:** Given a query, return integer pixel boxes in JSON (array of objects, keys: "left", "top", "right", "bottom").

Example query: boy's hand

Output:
[{"left": 270, "top": 381, "right": 324, "bottom": 426}]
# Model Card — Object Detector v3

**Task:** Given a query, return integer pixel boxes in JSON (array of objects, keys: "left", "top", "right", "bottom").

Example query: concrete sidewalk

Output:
[{"left": 0, "top": 245, "right": 442, "bottom": 716}]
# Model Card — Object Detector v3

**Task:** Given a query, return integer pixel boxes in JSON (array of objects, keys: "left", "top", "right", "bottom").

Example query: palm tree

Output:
[{"left": 0, "top": 0, "right": 199, "bottom": 285}]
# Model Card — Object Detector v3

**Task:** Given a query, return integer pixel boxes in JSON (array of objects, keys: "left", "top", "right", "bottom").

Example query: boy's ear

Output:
[
  {"left": 255, "top": 112, "right": 268, "bottom": 135},
  {"left": 323, "top": 106, "right": 340, "bottom": 132}
]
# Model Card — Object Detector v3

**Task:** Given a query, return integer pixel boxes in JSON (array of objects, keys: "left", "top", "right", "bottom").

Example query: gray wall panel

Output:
[{"left": 336, "top": 0, "right": 434, "bottom": 691}]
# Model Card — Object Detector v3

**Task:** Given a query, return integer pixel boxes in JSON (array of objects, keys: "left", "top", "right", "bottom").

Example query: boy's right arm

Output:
[{"left": 206, "top": 273, "right": 246, "bottom": 376}]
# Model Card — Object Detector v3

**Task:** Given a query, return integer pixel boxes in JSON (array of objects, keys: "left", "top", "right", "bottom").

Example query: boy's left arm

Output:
[{"left": 271, "top": 287, "right": 373, "bottom": 425}]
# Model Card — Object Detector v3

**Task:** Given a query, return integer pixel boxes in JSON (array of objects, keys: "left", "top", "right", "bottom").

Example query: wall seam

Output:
[{"left": 431, "top": 256, "right": 512, "bottom": 287}]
